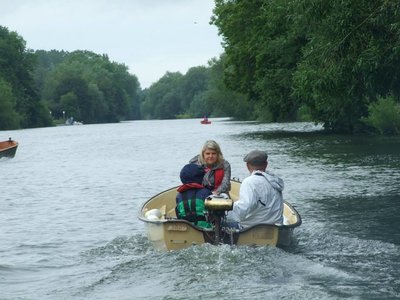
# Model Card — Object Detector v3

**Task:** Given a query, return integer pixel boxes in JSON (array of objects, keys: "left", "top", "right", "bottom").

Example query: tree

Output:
[
  {"left": 293, "top": 0, "right": 400, "bottom": 132},
  {"left": 40, "top": 50, "right": 141, "bottom": 123},
  {"left": 0, "top": 26, "right": 52, "bottom": 129},
  {"left": 180, "top": 66, "right": 210, "bottom": 114},
  {"left": 0, "top": 77, "right": 20, "bottom": 129},
  {"left": 212, "top": 0, "right": 306, "bottom": 121},
  {"left": 205, "top": 55, "right": 253, "bottom": 120},
  {"left": 141, "top": 72, "right": 184, "bottom": 119},
  {"left": 212, "top": 0, "right": 400, "bottom": 132}
]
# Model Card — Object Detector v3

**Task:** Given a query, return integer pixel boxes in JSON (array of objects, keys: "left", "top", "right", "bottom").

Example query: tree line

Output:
[
  {"left": 35, "top": 50, "right": 141, "bottom": 123},
  {"left": 1, "top": 0, "right": 400, "bottom": 134},
  {"left": 0, "top": 26, "right": 141, "bottom": 129},
  {"left": 0, "top": 26, "right": 52, "bottom": 129},
  {"left": 211, "top": 0, "right": 400, "bottom": 134},
  {"left": 0, "top": 25, "right": 250, "bottom": 130},
  {"left": 140, "top": 56, "right": 252, "bottom": 120}
]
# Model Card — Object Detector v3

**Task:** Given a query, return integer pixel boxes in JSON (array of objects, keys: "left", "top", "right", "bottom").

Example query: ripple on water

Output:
[{"left": 1, "top": 120, "right": 399, "bottom": 300}]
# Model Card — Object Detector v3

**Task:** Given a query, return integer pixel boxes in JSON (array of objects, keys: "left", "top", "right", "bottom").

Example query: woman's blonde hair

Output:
[{"left": 200, "top": 140, "right": 224, "bottom": 165}]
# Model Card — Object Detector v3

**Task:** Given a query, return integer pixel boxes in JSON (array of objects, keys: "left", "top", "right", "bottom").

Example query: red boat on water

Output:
[
  {"left": 200, "top": 116, "right": 211, "bottom": 124},
  {"left": 0, "top": 138, "right": 18, "bottom": 158}
]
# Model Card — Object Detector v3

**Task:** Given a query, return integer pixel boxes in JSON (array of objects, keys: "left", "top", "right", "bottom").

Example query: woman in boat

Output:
[
  {"left": 189, "top": 140, "right": 231, "bottom": 195},
  {"left": 176, "top": 163, "right": 212, "bottom": 228}
]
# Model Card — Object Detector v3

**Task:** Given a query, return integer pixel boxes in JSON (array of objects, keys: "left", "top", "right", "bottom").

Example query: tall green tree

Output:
[
  {"left": 212, "top": 0, "right": 400, "bottom": 132},
  {"left": 205, "top": 56, "right": 252, "bottom": 119},
  {"left": 180, "top": 66, "right": 210, "bottom": 115},
  {"left": 141, "top": 72, "right": 184, "bottom": 119},
  {"left": 293, "top": 0, "right": 400, "bottom": 132},
  {"left": 33, "top": 49, "right": 68, "bottom": 98},
  {"left": 211, "top": 0, "right": 306, "bottom": 121},
  {"left": 41, "top": 50, "right": 141, "bottom": 123},
  {"left": 140, "top": 56, "right": 250, "bottom": 120},
  {"left": 0, "top": 78, "right": 20, "bottom": 129},
  {"left": 0, "top": 26, "right": 52, "bottom": 129}
]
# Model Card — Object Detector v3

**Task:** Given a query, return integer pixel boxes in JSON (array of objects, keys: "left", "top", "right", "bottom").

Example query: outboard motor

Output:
[{"left": 204, "top": 194, "right": 233, "bottom": 245}]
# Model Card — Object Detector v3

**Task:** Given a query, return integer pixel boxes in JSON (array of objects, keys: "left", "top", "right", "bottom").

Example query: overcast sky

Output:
[{"left": 1, "top": 0, "right": 224, "bottom": 88}]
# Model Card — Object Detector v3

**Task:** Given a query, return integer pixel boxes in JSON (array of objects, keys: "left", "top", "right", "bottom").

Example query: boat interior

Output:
[{"left": 140, "top": 180, "right": 300, "bottom": 227}]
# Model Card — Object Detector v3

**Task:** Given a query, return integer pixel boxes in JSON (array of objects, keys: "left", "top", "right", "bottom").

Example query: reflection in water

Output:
[
  {"left": 243, "top": 130, "right": 400, "bottom": 166},
  {"left": 234, "top": 124, "right": 400, "bottom": 299}
]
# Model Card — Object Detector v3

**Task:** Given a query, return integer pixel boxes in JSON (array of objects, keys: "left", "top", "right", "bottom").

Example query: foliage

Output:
[
  {"left": 4, "top": 0, "right": 400, "bottom": 134},
  {"left": 0, "top": 78, "right": 20, "bottom": 129},
  {"left": 292, "top": 0, "right": 400, "bottom": 132},
  {"left": 39, "top": 50, "right": 141, "bottom": 123},
  {"left": 140, "top": 62, "right": 248, "bottom": 120},
  {"left": 362, "top": 96, "right": 400, "bottom": 134},
  {"left": 0, "top": 26, "right": 52, "bottom": 130},
  {"left": 296, "top": 105, "right": 312, "bottom": 122},
  {"left": 212, "top": 0, "right": 306, "bottom": 121},
  {"left": 204, "top": 56, "right": 252, "bottom": 120},
  {"left": 34, "top": 50, "right": 68, "bottom": 98},
  {"left": 141, "top": 72, "right": 184, "bottom": 119},
  {"left": 212, "top": 0, "right": 400, "bottom": 133},
  {"left": 180, "top": 66, "right": 211, "bottom": 115}
]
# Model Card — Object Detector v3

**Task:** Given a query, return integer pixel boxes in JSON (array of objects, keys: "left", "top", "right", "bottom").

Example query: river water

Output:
[{"left": 1, "top": 118, "right": 399, "bottom": 300}]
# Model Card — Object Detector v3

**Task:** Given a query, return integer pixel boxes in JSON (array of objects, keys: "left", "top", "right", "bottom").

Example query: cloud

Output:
[{"left": 1, "top": 0, "right": 223, "bottom": 88}]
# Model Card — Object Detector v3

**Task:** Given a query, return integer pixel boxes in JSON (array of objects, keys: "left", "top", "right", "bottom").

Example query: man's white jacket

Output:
[{"left": 228, "top": 170, "right": 284, "bottom": 228}]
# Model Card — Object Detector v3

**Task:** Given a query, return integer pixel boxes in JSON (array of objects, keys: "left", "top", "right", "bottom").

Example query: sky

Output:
[{"left": 1, "top": 0, "right": 224, "bottom": 88}]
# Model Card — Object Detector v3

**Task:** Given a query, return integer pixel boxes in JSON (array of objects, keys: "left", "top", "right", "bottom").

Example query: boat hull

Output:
[
  {"left": 0, "top": 139, "right": 18, "bottom": 158},
  {"left": 139, "top": 180, "right": 301, "bottom": 251}
]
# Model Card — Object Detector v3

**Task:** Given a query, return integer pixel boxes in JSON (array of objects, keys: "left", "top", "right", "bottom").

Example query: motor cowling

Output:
[{"left": 204, "top": 194, "right": 233, "bottom": 212}]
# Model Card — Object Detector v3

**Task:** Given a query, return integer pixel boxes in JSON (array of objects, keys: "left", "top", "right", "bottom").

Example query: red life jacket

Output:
[
  {"left": 177, "top": 183, "right": 204, "bottom": 193},
  {"left": 214, "top": 168, "right": 224, "bottom": 190}
]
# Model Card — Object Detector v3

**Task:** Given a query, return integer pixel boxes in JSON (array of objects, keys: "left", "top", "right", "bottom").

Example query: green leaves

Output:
[
  {"left": 0, "top": 78, "right": 20, "bottom": 129},
  {"left": 39, "top": 50, "right": 140, "bottom": 123},
  {"left": 212, "top": 0, "right": 400, "bottom": 133},
  {"left": 362, "top": 96, "right": 400, "bottom": 134},
  {"left": 0, "top": 26, "right": 52, "bottom": 130}
]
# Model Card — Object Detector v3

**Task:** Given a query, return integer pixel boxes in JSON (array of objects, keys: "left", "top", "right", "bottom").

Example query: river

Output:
[{"left": 1, "top": 118, "right": 399, "bottom": 299}]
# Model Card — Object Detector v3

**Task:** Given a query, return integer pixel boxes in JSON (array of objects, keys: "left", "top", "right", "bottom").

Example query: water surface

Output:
[{"left": 1, "top": 119, "right": 399, "bottom": 299}]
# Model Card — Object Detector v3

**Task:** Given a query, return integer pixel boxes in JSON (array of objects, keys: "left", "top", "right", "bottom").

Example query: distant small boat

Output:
[
  {"left": 200, "top": 117, "right": 211, "bottom": 124},
  {"left": 0, "top": 138, "right": 18, "bottom": 158},
  {"left": 65, "top": 117, "right": 83, "bottom": 125}
]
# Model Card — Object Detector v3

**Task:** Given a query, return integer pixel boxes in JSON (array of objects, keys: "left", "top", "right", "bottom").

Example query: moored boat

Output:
[
  {"left": 138, "top": 180, "right": 301, "bottom": 251},
  {"left": 0, "top": 138, "right": 18, "bottom": 158},
  {"left": 65, "top": 117, "right": 83, "bottom": 125}
]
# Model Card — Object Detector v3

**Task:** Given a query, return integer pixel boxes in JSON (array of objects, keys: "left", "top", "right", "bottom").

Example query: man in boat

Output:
[
  {"left": 175, "top": 163, "right": 212, "bottom": 228},
  {"left": 226, "top": 150, "right": 284, "bottom": 228}
]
